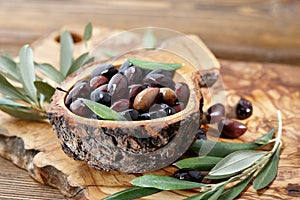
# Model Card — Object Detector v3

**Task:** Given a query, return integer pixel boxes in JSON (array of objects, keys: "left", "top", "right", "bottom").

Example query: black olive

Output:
[
  {"left": 173, "top": 168, "right": 203, "bottom": 182},
  {"left": 236, "top": 98, "right": 253, "bottom": 119}
]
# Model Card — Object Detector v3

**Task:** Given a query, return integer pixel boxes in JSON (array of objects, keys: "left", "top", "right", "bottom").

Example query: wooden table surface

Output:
[{"left": 0, "top": 0, "right": 300, "bottom": 199}]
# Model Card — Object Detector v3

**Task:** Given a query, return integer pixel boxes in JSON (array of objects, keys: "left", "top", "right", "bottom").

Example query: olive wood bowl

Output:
[{"left": 47, "top": 49, "right": 203, "bottom": 173}]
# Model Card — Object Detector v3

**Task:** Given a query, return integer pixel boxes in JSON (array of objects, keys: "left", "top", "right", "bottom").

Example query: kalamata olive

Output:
[
  {"left": 143, "top": 74, "right": 175, "bottom": 89},
  {"left": 199, "top": 71, "right": 219, "bottom": 88},
  {"left": 218, "top": 118, "right": 247, "bottom": 138},
  {"left": 96, "top": 84, "right": 108, "bottom": 92},
  {"left": 65, "top": 81, "right": 91, "bottom": 106},
  {"left": 119, "top": 60, "right": 132, "bottom": 73},
  {"left": 119, "top": 109, "right": 139, "bottom": 121},
  {"left": 91, "top": 63, "right": 118, "bottom": 79},
  {"left": 90, "top": 90, "right": 111, "bottom": 107},
  {"left": 173, "top": 168, "right": 203, "bottom": 182},
  {"left": 196, "top": 128, "right": 207, "bottom": 140},
  {"left": 236, "top": 98, "right": 253, "bottom": 119},
  {"left": 159, "top": 87, "right": 177, "bottom": 106},
  {"left": 139, "top": 110, "right": 167, "bottom": 120},
  {"left": 89, "top": 75, "right": 108, "bottom": 89},
  {"left": 69, "top": 99, "right": 92, "bottom": 117},
  {"left": 175, "top": 82, "right": 190, "bottom": 104},
  {"left": 128, "top": 84, "right": 144, "bottom": 102},
  {"left": 133, "top": 87, "right": 160, "bottom": 111},
  {"left": 110, "top": 99, "right": 130, "bottom": 112},
  {"left": 108, "top": 73, "right": 128, "bottom": 100},
  {"left": 146, "top": 69, "right": 174, "bottom": 78},
  {"left": 206, "top": 103, "right": 225, "bottom": 123},
  {"left": 124, "top": 66, "right": 143, "bottom": 85}
]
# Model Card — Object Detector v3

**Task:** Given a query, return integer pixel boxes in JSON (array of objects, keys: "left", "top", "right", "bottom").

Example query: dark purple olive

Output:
[
  {"left": 172, "top": 102, "right": 185, "bottom": 113},
  {"left": 146, "top": 69, "right": 174, "bottom": 78},
  {"left": 124, "top": 66, "right": 143, "bottom": 85},
  {"left": 138, "top": 110, "right": 167, "bottom": 120},
  {"left": 153, "top": 104, "right": 176, "bottom": 116},
  {"left": 110, "top": 99, "right": 130, "bottom": 112},
  {"left": 119, "top": 109, "right": 139, "bottom": 121},
  {"left": 143, "top": 74, "right": 175, "bottom": 89},
  {"left": 133, "top": 87, "right": 160, "bottom": 111},
  {"left": 160, "top": 87, "right": 177, "bottom": 106},
  {"left": 65, "top": 81, "right": 91, "bottom": 106},
  {"left": 218, "top": 118, "right": 247, "bottom": 138},
  {"left": 119, "top": 60, "right": 132, "bottom": 73},
  {"left": 175, "top": 82, "right": 190, "bottom": 104},
  {"left": 96, "top": 84, "right": 108, "bottom": 92},
  {"left": 173, "top": 168, "right": 203, "bottom": 182},
  {"left": 196, "top": 128, "right": 207, "bottom": 140},
  {"left": 91, "top": 63, "right": 118, "bottom": 79},
  {"left": 90, "top": 91, "right": 111, "bottom": 107},
  {"left": 236, "top": 98, "right": 253, "bottom": 119},
  {"left": 69, "top": 99, "right": 92, "bottom": 117},
  {"left": 108, "top": 73, "right": 128, "bottom": 100},
  {"left": 199, "top": 71, "right": 219, "bottom": 88},
  {"left": 89, "top": 75, "right": 108, "bottom": 89},
  {"left": 128, "top": 84, "right": 144, "bottom": 103},
  {"left": 206, "top": 103, "right": 225, "bottom": 123}
]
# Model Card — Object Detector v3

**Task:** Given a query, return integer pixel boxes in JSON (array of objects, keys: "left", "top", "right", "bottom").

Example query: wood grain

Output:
[
  {"left": 0, "top": 0, "right": 300, "bottom": 65},
  {"left": 0, "top": 25, "right": 299, "bottom": 199}
]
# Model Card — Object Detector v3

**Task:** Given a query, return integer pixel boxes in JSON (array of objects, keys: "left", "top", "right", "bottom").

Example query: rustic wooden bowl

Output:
[{"left": 47, "top": 49, "right": 204, "bottom": 173}]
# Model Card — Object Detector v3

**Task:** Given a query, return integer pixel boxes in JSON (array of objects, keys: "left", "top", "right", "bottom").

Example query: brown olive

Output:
[
  {"left": 175, "top": 82, "right": 190, "bottom": 104},
  {"left": 124, "top": 66, "right": 143, "bottom": 85},
  {"left": 110, "top": 99, "right": 130, "bottom": 112},
  {"left": 128, "top": 84, "right": 144, "bottom": 102},
  {"left": 143, "top": 74, "right": 175, "bottom": 89},
  {"left": 133, "top": 87, "right": 160, "bottom": 111},
  {"left": 65, "top": 81, "right": 91, "bottom": 106},
  {"left": 206, "top": 103, "right": 225, "bottom": 123},
  {"left": 108, "top": 73, "right": 128, "bottom": 100},
  {"left": 89, "top": 75, "right": 108, "bottom": 89},
  {"left": 218, "top": 119, "right": 247, "bottom": 138},
  {"left": 69, "top": 99, "right": 92, "bottom": 117},
  {"left": 160, "top": 87, "right": 177, "bottom": 106}
]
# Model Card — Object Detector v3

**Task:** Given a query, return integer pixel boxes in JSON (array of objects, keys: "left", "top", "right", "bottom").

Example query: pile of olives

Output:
[{"left": 65, "top": 60, "right": 190, "bottom": 121}]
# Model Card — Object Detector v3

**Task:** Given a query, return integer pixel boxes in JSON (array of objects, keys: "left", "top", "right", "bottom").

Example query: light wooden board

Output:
[{"left": 0, "top": 26, "right": 299, "bottom": 199}]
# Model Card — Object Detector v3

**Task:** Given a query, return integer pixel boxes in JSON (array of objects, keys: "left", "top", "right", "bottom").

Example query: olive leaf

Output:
[
  {"left": 204, "top": 173, "right": 239, "bottom": 180},
  {"left": 34, "top": 81, "right": 55, "bottom": 102},
  {"left": 254, "top": 128, "right": 276, "bottom": 145},
  {"left": 102, "top": 186, "right": 160, "bottom": 200},
  {"left": 0, "top": 55, "right": 19, "bottom": 81},
  {"left": 208, "top": 150, "right": 267, "bottom": 176},
  {"left": 128, "top": 58, "right": 183, "bottom": 71},
  {"left": 253, "top": 146, "right": 281, "bottom": 190},
  {"left": 67, "top": 52, "right": 92, "bottom": 76},
  {"left": 184, "top": 190, "right": 215, "bottom": 200},
  {"left": 190, "top": 140, "right": 261, "bottom": 158},
  {"left": 19, "top": 45, "right": 37, "bottom": 102},
  {"left": 83, "top": 22, "right": 92, "bottom": 46},
  {"left": 174, "top": 156, "right": 222, "bottom": 170},
  {"left": 80, "top": 98, "right": 126, "bottom": 121},
  {"left": 0, "top": 73, "right": 30, "bottom": 102},
  {"left": 130, "top": 174, "right": 205, "bottom": 190},
  {"left": 60, "top": 31, "right": 74, "bottom": 76},
  {"left": 219, "top": 172, "right": 254, "bottom": 200},
  {"left": 0, "top": 96, "right": 28, "bottom": 108},
  {"left": 0, "top": 105, "right": 46, "bottom": 120},
  {"left": 207, "top": 184, "right": 226, "bottom": 200},
  {"left": 143, "top": 28, "right": 157, "bottom": 50},
  {"left": 35, "top": 63, "right": 64, "bottom": 83}
]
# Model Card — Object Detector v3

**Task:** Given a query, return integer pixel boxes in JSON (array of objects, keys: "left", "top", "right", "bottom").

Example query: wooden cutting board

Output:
[{"left": 0, "top": 26, "right": 299, "bottom": 200}]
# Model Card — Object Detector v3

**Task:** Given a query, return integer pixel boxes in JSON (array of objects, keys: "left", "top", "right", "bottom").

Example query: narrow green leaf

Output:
[
  {"left": 190, "top": 140, "right": 261, "bottom": 158},
  {"left": 253, "top": 147, "right": 281, "bottom": 190},
  {"left": 35, "top": 63, "right": 64, "bottom": 83},
  {"left": 0, "top": 55, "right": 19, "bottom": 81},
  {"left": 131, "top": 174, "right": 205, "bottom": 190},
  {"left": 205, "top": 173, "right": 239, "bottom": 180},
  {"left": 184, "top": 190, "right": 215, "bottom": 200},
  {"left": 174, "top": 156, "right": 222, "bottom": 170},
  {"left": 80, "top": 98, "right": 126, "bottom": 121},
  {"left": 219, "top": 172, "right": 254, "bottom": 200},
  {"left": 0, "top": 96, "right": 28, "bottom": 108},
  {"left": 34, "top": 81, "right": 55, "bottom": 102},
  {"left": 0, "top": 105, "right": 46, "bottom": 120},
  {"left": 128, "top": 58, "right": 182, "bottom": 71},
  {"left": 207, "top": 184, "right": 226, "bottom": 200},
  {"left": 0, "top": 73, "right": 29, "bottom": 102},
  {"left": 67, "top": 52, "right": 90, "bottom": 75},
  {"left": 143, "top": 28, "right": 157, "bottom": 50},
  {"left": 209, "top": 150, "right": 267, "bottom": 176},
  {"left": 102, "top": 186, "right": 160, "bottom": 200},
  {"left": 19, "top": 45, "right": 37, "bottom": 101},
  {"left": 254, "top": 128, "right": 276, "bottom": 145},
  {"left": 83, "top": 22, "right": 92, "bottom": 46},
  {"left": 60, "top": 31, "right": 74, "bottom": 76}
]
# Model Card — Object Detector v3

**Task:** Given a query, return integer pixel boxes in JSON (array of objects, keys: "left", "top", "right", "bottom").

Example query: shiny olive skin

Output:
[
  {"left": 196, "top": 128, "right": 207, "bottom": 140},
  {"left": 108, "top": 73, "right": 128, "bottom": 100},
  {"left": 159, "top": 87, "right": 177, "bottom": 106},
  {"left": 128, "top": 84, "right": 144, "bottom": 103},
  {"left": 119, "top": 109, "right": 139, "bottom": 121},
  {"left": 143, "top": 74, "right": 175, "bottom": 89},
  {"left": 90, "top": 90, "right": 111, "bottom": 107},
  {"left": 124, "top": 66, "right": 143, "bottom": 85},
  {"left": 91, "top": 63, "right": 118, "bottom": 79},
  {"left": 175, "top": 82, "right": 190, "bottom": 104},
  {"left": 89, "top": 75, "right": 108, "bottom": 89},
  {"left": 236, "top": 98, "right": 253, "bottom": 119},
  {"left": 69, "top": 99, "right": 92, "bottom": 117},
  {"left": 133, "top": 87, "right": 160, "bottom": 111},
  {"left": 206, "top": 103, "right": 225, "bottom": 123},
  {"left": 173, "top": 168, "right": 203, "bottom": 182},
  {"left": 218, "top": 118, "right": 247, "bottom": 138},
  {"left": 65, "top": 81, "right": 91, "bottom": 106},
  {"left": 110, "top": 99, "right": 130, "bottom": 112},
  {"left": 146, "top": 69, "right": 174, "bottom": 78}
]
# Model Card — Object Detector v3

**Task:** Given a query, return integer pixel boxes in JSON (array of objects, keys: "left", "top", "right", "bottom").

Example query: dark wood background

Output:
[{"left": 0, "top": 0, "right": 299, "bottom": 199}]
